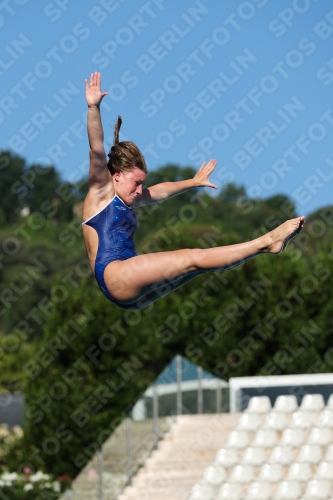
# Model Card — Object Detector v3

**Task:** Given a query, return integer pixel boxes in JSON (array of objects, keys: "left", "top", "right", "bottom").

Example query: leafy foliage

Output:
[{"left": 1, "top": 151, "right": 333, "bottom": 480}]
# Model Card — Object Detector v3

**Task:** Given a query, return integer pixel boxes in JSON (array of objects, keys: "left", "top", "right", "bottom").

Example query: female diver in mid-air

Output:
[{"left": 82, "top": 72, "right": 305, "bottom": 311}]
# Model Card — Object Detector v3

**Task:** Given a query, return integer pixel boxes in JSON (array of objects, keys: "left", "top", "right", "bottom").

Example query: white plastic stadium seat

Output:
[
  {"left": 203, "top": 465, "right": 226, "bottom": 486},
  {"left": 217, "top": 482, "right": 243, "bottom": 500},
  {"left": 274, "top": 480, "right": 301, "bottom": 499},
  {"left": 300, "top": 394, "right": 325, "bottom": 412},
  {"left": 297, "top": 444, "right": 323, "bottom": 464},
  {"left": 290, "top": 411, "right": 313, "bottom": 428},
  {"left": 280, "top": 428, "right": 305, "bottom": 447},
  {"left": 316, "top": 461, "right": 333, "bottom": 480},
  {"left": 263, "top": 411, "right": 287, "bottom": 430},
  {"left": 237, "top": 413, "right": 260, "bottom": 431},
  {"left": 325, "top": 444, "right": 333, "bottom": 461},
  {"left": 229, "top": 464, "right": 254, "bottom": 484},
  {"left": 326, "top": 393, "right": 333, "bottom": 409},
  {"left": 274, "top": 395, "right": 298, "bottom": 413},
  {"left": 246, "top": 396, "right": 271, "bottom": 414},
  {"left": 215, "top": 447, "right": 239, "bottom": 467},
  {"left": 269, "top": 446, "right": 293, "bottom": 465},
  {"left": 226, "top": 430, "right": 249, "bottom": 449},
  {"left": 287, "top": 462, "right": 312, "bottom": 481},
  {"left": 245, "top": 481, "right": 271, "bottom": 500},
  {"left": 252, "top": 429, "right": 278, "bottom": 448},
  {"left": 317, "top": 409, "right": 333, "bottom": 428},
  {"left": 308, "top": 427, "right": 331, "bottom": 446},
  {"left": 259, "top": 463, "right": 283, "bottom": 482},
  {"left": 189, "top": 483, "right": 215, "bottom": 500},
  {"left": 242, "top": 447, "right": 265, "bottom": 466},
  {"left": 303, "top": 479, "right": 330, "bottom": 499}
]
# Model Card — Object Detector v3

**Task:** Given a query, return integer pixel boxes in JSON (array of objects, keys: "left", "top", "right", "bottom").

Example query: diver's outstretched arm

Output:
[
  {"left": 85, "top": 72, "right": 110, "bottom": 189},
  {"left": 134, "top": 159, "right": 218, "bottom": 207}
]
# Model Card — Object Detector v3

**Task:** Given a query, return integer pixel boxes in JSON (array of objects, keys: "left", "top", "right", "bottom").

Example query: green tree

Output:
[
  {"left": 3, "top": 157, "right": 333, "bottom": 483},
  {"left": 20, "top": 225, "right": 319, "bottom": 479},
  {"left": 0, "top": 151, "right": 26, "bottom": 223},
  {"left": 219, "top": 183, "right": 246, "bottom": 202}
]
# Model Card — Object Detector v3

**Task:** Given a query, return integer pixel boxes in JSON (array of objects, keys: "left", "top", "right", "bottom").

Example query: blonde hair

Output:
[{"left": 107, "top": 115, "right": 147, "bottom": 175}]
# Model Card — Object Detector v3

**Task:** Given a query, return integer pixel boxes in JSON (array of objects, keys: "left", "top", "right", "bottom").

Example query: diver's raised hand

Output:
[
  {"left": 85, "top": 71, "right": 108, "bottom": 107},
  {"left": 193, "top": 159, "right": 218, "bottom": 189}
]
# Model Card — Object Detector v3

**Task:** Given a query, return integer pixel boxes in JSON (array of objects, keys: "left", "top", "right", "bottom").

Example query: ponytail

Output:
[{"left": 113, "top": 115, "right": 122, "bottom": 145}]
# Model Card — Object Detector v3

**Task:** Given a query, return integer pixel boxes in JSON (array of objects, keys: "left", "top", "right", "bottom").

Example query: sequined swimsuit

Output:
[{"left": 82, "top": 195, "right": 137, "bottom": 309}]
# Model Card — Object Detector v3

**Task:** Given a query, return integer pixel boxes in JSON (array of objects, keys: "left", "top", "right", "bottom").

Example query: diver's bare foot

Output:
[{"left": 263, "top": 216, "right": 305, "bottom": 254}]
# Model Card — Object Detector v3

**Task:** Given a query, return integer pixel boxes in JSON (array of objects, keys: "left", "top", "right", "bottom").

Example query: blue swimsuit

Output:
[{"left": 82, "top": 195, "right": 138, "bottom": 309}]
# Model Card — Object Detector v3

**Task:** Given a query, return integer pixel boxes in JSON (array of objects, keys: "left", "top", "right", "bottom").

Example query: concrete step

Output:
[
  {"left": 147, "top": 448, "right": 217, "bottom": 461},
  {"left": 144, "top": 459, "right": 213, "bottom": 473},
  {"left": 132, "top": 477, "right": 201, "bottom": 490},
  {"left": 118, "top": 484, "right": 192, "bottom": 500},
  {"left": 157, "top": 437, "right": 229, "bottom": 451},
  {"left": 132, "top": 468, "right": 206, "bottom": 485},
  {"left": 115, "top": 414, "right": 238, "bottom": 499},
  {"left": 65, "top": 414, "right": 239, "bottom": 500}
]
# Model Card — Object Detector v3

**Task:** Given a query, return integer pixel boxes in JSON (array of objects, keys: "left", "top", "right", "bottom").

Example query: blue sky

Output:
[{"left": 2, "top": 0, "right": 333, "bottom": 215}]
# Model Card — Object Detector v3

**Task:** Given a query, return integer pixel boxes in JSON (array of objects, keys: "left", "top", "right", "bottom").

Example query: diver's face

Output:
[{"left": 113, "top": 167, "right": 146, "bottom": 205}]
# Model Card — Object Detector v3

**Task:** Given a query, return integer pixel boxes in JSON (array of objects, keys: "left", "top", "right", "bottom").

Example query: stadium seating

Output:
[
  {"left": 246, "top": 396, "right": 271, "bottom": 413},
  {"left": 226, "top": 430, "right": 249, "bottom": 449},
  {"left": 274, "top": 395, "right": 298, "bottom": 413},
  {"left": 287, "top": 462, "right": 312, "bottom": 481},
  {"left": 317, "top": 409, "right": 333, "bottom": 427},
  {"left": 245, "top": 481, "right": 271, "bottom": 499},
  {"left": 280, "top": 428, "right": 305, "bottom": 447},
  {"left": 316, "top": 461, "right": 333, "bottom": 480},
  {"left": 274, "top": 480, "right": 302, "bottom": 498},
  {"left": 327, "top": 394, "right": 333, "bottom": 409},
  {"left": 229, "top": 464, "right": 254, "bottom": 484},
  {"left": 117, "top": 393, "right": 333, "bottom": 500},
  {"left": 252, "top": 429, "right": 278, "bottom": 447},
  {"left": 217, "top": 482, "right": 242, "bottom": 500},
  {"left": 263, "top": 411, "right": 287, "bottom": 430},
  {"left": 259, "top": 463, "right": 283, "bottom": 482},
  {"left": 237, "top": 413, "right": 260, "bottom": 431},
  {"left": 242, "top": 446, "right": 265, "bottom": 465},
  {"left": 303, "top": 479, "right": 330, "bottom": 498},
  {"left": 300, "top": 394, "right": 325, "bottom": 412},
  {"left": 269, "top": 445, "right": 293, "bottom": 464},
  {"left": 297, "top": 444, "right": 323, "bottom": 464},
  {"left": 325, "top": 444, "right": 333, "bottom": 461},
  {"left": 185, "top": 393, "right": 333, "bottom": 500},
  {"left": 214, "top": 447, "right": 238, "bottom": 467},
  {"left": 290, "top": 411, "right": 313, "bottom": 428},
  {"left": 203, "top": 465, "right": 226, "bottom": 486},
  {"left": 307, "top": 427, "right": 331, "bottom": 446},
  {"left": 189, "top": 482, "right": 215, "bottom": 500}
]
